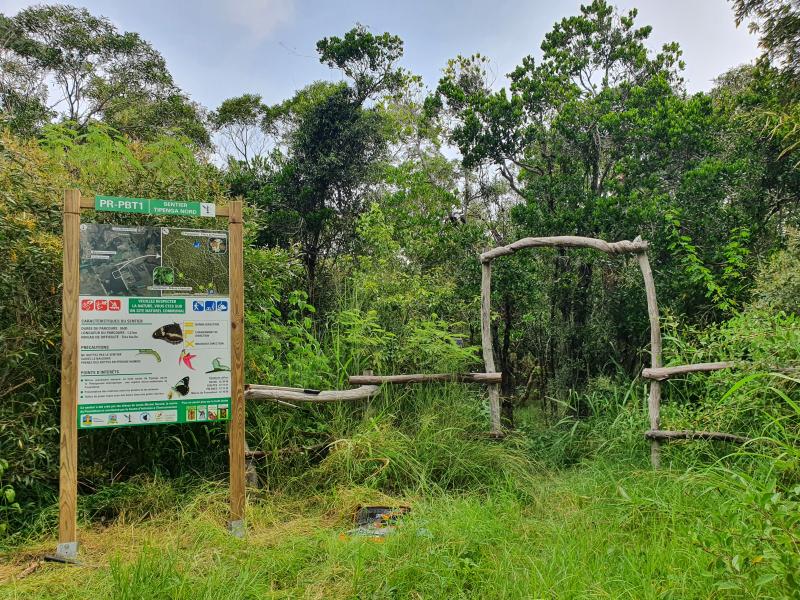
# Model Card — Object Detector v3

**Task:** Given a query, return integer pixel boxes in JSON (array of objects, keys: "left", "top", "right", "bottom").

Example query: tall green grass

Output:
[
  {"left": 3, "top": 370, "right": 799, "bottom": 598},
  {"left": 1, "top": 461, "right": 771, "bottom": 599},
  {"left": 681, "top": 372, "right": 800, "bottom": 598},
  {"left": 248, "top": 384, "right": 540, "bottom": 497}
]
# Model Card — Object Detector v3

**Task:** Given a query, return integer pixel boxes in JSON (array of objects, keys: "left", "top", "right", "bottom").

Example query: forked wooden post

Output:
[
  {"left": 481, "top": 261, "right": 502, "bottom": 436},
  {"left": 635, "top": 244, "right": 663, "bottom": 469},
  {"left": 228, "top": 200, "right": 246, "bottom": 535},
  {"left": 57, "top": 189, "right": 81, "bottom": 559}
]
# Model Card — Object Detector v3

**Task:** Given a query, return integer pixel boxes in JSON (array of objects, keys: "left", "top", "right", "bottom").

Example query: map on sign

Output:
[
  {"left": 160, "top": 228, "right": 229, "bottom": 296},
  {"left": 80, "top": 224, "right": 229, "bottom": 297}
]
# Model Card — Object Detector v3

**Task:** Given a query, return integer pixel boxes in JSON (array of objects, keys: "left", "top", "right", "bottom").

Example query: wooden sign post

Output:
[
  {"left": 227, "top": 200, "right": 246, "bottom": 536},
  {"left": 56, "top": 190, "right": 81, "bottom": 560},
  {"left": 54, "top": 190, "right": 246, "bottom": 560}
]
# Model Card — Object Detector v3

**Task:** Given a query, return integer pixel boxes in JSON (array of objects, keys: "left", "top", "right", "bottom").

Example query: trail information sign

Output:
[
  {"left": 57, "top": 191, "right": 245, "bottom": 561},
  {"left": 77, "top": 224, "right": 231, "bottom": 428}
]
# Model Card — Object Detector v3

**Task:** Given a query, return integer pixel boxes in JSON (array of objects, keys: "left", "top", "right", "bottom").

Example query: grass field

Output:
[
  {"left": 0, "top": 460, "right": 764, "bottom": 599},
  {"left": 2, "top": 383, "right": 795, "bottom": 599}
]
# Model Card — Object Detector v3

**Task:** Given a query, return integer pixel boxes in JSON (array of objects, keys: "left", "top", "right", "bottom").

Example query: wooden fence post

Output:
[
  {"left": 481, "top": 261, "right": 502, "bottom": 436},
  {"left": 636, "top": 248, "right": 663, "bottom": 469},
  {"left": 228, "top": 200, "right": 246, "bottom": 535},
  {"left": 57, "top": 189, "right": 81, "bottom": 559}
]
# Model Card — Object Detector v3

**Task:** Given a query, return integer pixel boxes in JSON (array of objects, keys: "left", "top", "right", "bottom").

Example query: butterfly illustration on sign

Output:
[
  {"left": 167, "top": 376, "right": 189, "bottom": 399},
  {"left": 152, "top": 323, "right": 183, "bottom": 345}
]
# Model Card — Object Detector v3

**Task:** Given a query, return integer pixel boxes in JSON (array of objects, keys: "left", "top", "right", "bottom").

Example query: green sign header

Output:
[
  {"left": 128, "top": 298, "right": 186, "bottom": 314},
  {"left": 95, "top": 196, "right": 216, "bottom": 217}
]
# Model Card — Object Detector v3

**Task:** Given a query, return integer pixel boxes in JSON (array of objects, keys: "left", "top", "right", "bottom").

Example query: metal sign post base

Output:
[
  {"left": 227, "top": 519, "right": 245, "bottom": 539},
  {"left": 44, "top": 541, "right": 80, "bottom": 564}
]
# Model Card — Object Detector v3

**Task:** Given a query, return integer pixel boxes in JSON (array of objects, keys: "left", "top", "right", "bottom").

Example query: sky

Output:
[{"left": 3, "top": 0, "right": 760, "bottom": 112}]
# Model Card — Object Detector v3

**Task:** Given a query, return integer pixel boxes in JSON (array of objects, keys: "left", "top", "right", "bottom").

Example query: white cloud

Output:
[{"left": 220, "top": 0, "right": 295, "bottom": 42}]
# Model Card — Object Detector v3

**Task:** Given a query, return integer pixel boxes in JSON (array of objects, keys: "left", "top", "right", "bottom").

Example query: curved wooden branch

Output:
[
  {"left": 245, "top": 385, "right": 380, "bottom": 403},
  {"left": 645, "top": 429, "right": 748, "bottom": 444},
  {"left": 347, "top": 373, "right": 502, "bottom": 385},
  {"left": 642, "top": 362, "right": 736, "bottom": 381},
  {"left": 480, "top": 236, "right": 648, "bottom": 263}
]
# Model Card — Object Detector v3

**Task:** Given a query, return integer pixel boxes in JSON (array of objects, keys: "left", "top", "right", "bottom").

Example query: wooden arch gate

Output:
[{"left": 479, "top": 235, "right": 739, "bottom": 468}]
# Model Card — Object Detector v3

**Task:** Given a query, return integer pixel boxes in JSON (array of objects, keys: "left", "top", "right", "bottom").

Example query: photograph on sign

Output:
[{"left": 77, "top": 224, "right": 231, "bottom": 428}]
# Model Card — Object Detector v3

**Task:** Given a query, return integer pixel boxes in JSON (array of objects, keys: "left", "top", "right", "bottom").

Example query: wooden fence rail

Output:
[
  {"left": 245, "top": 385, "right": 380, "bottom": 403},
  {"left": 479, "top": 236, "right": 648, "bottom": 263},
  {"left": 642, "top": 362, "right": 736, "bottom": 381},
  {"left": 348, "top": 373, "right": 502, "bottom": 385},
  {"left": 646, "top": 429, "right": 749, "bottom": 443}
]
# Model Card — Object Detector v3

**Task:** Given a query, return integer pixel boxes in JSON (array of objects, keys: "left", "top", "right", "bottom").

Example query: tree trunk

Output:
[
  {"left": 499, "top": 294, "right": 515, "bottom": 428},
  {"left": 569, "top": 260, "right": 593, "bottom": 417},
  {"left": 303, "top": 230, "right": 321, "bottom": 308},
  {"left": 500, "top": 294, "right": 515, "bottom": 396}
]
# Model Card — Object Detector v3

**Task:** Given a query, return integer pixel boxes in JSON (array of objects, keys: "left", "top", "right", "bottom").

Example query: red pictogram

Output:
[
  {"left": 108, "top": 299, "right": 121, "bottom": 311},
  {"left": 95, "top": 299, "right": 108, "bottom": 311},
  {"left": 81, "top": 299, "right": 94, "bottom": 311}
]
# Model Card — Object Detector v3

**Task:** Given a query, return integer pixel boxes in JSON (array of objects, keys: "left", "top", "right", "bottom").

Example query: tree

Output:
[
  {"left": 316, "top": 24, "right": 405, "bottom": 102},
  {"left": 731, "top": 1, "right": 800, "bottom": 166},
  {"left": 1, "top": 4, "right": 207, "bottom": 143},
  {"left": 429, "top": 1, "right": 686, "bottom": 402},
  {"left": 431, "top": 1, "right": 684, "bottom": 211},
  {"left": 710, "top": 64, "right": 800, "bottom": 230},
  {"left": 211, "top": 93, "right": 270, "bottom": 163},
  {"left": 733, "top": 0, "right": 800, "bottom": 79},
  {"left": 256, "top": 82, "right": 388, "bottom": 303},
  {"left": 247, "top": 26, "right": 407, "bottom": 304},
  {"left": 104, "top": 92, "right": 210, "bottom": 148},
  {"left": 0, "top": 14, "right": 50, "bottom": 134}
]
